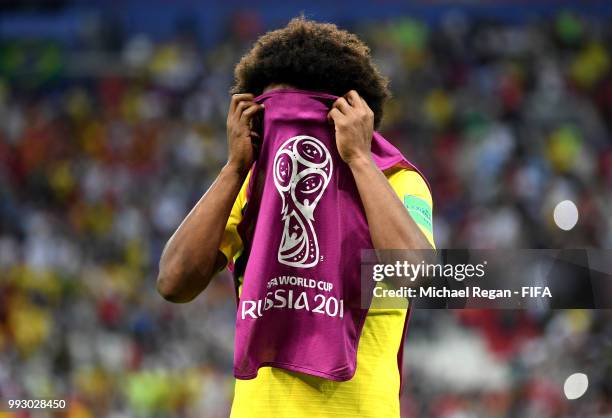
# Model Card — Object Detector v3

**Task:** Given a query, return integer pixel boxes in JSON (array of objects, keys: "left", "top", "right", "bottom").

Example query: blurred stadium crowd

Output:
[{"left": 0, "top": 8, "right": 611, "bottom": 418}]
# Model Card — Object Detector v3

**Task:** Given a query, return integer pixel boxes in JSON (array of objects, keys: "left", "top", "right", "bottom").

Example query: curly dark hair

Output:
[{"left": 231, "top": 17, "right": 390, "bottom": 128}]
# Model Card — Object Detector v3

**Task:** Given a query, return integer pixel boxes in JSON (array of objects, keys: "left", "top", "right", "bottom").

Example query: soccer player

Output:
[{"left": 157, "top": 17, "right": 435, "bottom": 418}]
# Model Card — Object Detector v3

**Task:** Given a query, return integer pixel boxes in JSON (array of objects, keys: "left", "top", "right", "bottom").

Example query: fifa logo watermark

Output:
[{"left": 273, "top": 135, "right": 332, "bottom": 268}]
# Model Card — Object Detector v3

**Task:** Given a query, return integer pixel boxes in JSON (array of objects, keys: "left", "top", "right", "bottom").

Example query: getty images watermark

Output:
[
  {"left": 361, "top": 249, "right": 612, "bottom": 309},
  {"left": 371, "top": 259, "right": 551, "bottom": 301}
]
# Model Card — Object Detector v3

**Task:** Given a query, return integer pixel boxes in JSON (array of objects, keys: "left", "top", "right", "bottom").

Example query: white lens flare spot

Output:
[
  {"left": 553, "top": 200, "right": 579, "bottom": 231},
  {"left": 564, "top": 373, "right": 588, "bottom": 400}
]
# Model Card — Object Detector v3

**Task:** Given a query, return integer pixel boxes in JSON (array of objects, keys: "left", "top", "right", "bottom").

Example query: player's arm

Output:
[
  {"left": 157, "top": 94, "right": 263, "bottom": 303},
  {"left": 328, "top": 90, "right": 432, "bottom": 250}
]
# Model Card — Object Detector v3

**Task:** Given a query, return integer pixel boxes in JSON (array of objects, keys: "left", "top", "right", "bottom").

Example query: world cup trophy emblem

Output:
[{"left": 273, "top": 135, "right": 333, "bottom": 268}]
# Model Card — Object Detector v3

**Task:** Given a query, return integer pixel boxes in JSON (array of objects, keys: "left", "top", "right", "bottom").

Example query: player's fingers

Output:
[
  {"left": 345, "top": 90, "right": 362, "bottom": 108},
  {"left": 332, "top": 97, "right": 352, "bottom": 114},
  {"left": 234, "top": 100, "right": 256, "bottom": 118},
  {"left": 240, "top": 103, "right": 264, "bottom": 123},
  {"left": 230, "top": 93, "right": 254, "bottom": 112},
  {"left": 327, "top": 107, "right": 345, "bottom": 125}
]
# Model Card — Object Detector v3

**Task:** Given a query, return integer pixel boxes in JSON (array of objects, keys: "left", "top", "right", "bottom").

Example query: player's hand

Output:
[
  {"left": 328, "top": 90, "right": 374, "bottom": 166},
  {"left": 226, "top": 93, "right": 264, "bottom": 174}
]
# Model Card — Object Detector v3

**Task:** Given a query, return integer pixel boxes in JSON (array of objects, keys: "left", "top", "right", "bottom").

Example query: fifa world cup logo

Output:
[{"left": 273, "top": 135, "right": 333, "bottom": 268}]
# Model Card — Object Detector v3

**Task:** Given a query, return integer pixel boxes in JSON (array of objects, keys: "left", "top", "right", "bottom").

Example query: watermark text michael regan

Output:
[{"left": 374, "top": 286, "right": 552, "bottom": 300}]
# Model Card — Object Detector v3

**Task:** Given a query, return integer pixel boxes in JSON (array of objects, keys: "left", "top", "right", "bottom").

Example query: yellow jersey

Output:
[{"left": 219, "top": 166, "right": 434, "bottom": 418}]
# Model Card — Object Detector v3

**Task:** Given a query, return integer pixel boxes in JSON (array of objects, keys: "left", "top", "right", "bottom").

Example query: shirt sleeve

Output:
[
  {"left": 218, "top": 172, "right": 250, "bottom": 268},
  {"left": 385, "top": 167, "right": 435, "bottom": 248}
]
